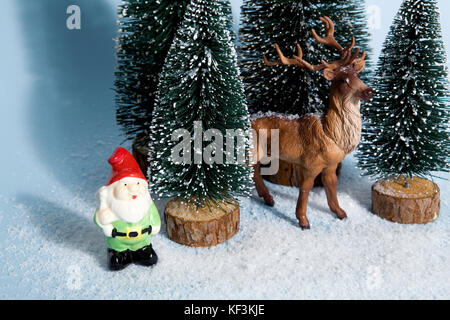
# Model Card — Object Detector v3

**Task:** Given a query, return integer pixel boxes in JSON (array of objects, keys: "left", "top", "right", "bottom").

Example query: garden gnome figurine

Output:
[{"left": 94, "top": 147, "right": 161, "bottom": 271}]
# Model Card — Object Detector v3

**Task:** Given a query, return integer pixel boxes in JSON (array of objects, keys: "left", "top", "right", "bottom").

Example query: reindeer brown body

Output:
[{"left": 252, "top": 17, "right": 373, "bottom": 229}]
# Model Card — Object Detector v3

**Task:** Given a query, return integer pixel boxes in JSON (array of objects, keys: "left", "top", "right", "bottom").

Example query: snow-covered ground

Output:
[
  {"left": 0, "top": 0, "right": 448, "bottom": 300},
  {"left": 1, "top": 151, "right": 449, "bottom": 300}
]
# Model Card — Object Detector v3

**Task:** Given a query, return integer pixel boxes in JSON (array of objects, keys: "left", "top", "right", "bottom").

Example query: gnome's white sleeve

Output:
[{"left": 95, "top": 186, "right": 118, "bottom": 237}]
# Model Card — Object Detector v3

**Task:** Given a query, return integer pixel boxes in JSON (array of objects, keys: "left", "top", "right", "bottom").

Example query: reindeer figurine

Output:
[{"left": 252, "top": 17, "right": 373, "bottom": 230}]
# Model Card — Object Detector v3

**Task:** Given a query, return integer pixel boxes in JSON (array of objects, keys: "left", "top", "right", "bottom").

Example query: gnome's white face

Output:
[{"left": 104, "top": 177, "right": 152, "bottom": 223}]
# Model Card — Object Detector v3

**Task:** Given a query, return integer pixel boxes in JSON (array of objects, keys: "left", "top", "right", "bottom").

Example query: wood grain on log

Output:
[
  {"left": 164, "top": 198, "right": 240, "bottom": 247},
  {"left": 371, "top": 177, "right": 440, "bottom": 224}
]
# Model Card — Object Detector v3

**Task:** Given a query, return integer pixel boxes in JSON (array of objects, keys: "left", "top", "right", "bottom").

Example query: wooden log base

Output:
[
  {"left": 371, "top": 177, "right": 440, "bottom": 224},
  {"left": 165, "top": 198, "right": 240, "bottom": 247},
  {"left": 262, "top": 160, "right": 342, "bottom": 187}
]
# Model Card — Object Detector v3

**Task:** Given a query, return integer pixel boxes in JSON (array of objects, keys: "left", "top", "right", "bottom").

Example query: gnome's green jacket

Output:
[{"left": 94, "top": 202, "right": 161, "bottom": 252}]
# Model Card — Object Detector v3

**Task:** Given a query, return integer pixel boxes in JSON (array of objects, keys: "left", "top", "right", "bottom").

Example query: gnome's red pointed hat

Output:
[{"left": 106, "top": 147, "right": 146, "bottom": 186}]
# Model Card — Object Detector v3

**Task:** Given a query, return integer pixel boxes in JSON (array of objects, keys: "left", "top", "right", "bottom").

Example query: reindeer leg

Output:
[
  {"left": 321, "top": 166, "right": 347, "bottom": 220},
  {"left": 253, "top": 163, "right": 275, "bottom": 207},
  {"left": 296, "top": 176, "right": 316, "bottom": 230}
]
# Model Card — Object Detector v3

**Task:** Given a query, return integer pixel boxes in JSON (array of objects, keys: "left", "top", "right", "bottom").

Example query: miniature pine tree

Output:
[
  {"left": 357, "top": 0, "right": 449, "bottom": 185},
  {"left": 114, "top": 0, "right": 190, "bottom": 141},
  {"left": 149, "top": 0, "right": 252, "bottom": 207},
  {"left": 239, "top": 0, "right": 372, "bottom": 115}
]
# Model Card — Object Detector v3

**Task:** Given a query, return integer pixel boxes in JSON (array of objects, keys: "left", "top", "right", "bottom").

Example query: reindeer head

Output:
[{"left": 264, "top": 16, "right": 373, "bottom": 103}]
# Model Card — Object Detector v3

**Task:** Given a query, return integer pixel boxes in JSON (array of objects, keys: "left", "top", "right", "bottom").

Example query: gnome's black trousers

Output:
[{"left": 108, "top": 244, "right": 158, "bottom": 271}]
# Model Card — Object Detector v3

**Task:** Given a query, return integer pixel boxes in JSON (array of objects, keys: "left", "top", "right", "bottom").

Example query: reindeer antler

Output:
[
  {"left": 263, "top": 16, "right": 366, "bottom": 73},
  {"left": 311, "top": 16, "right": 356, "bottom": 55},
  {"left": 263, "top": 42, "right": 331, "bottom": 72},
  {"left": 263, "top": 43, "right": 303, "bottom": 67},
  {"left": 263, "top": 43, "right": 325, "bottom": 71}
]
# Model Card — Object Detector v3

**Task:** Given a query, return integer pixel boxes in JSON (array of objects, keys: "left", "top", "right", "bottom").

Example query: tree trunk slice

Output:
[
  {"left": 371, "top": 177, "right": 440, "bottom": 224},
  {"left": 262, "top": 160, "right": 342, "bottom": 187},
  {"left": 132, "top": 134, "right": 150, "bottom": 176},
  {"left": 164, "top": 198, "right": 240, "bottom": 247}
]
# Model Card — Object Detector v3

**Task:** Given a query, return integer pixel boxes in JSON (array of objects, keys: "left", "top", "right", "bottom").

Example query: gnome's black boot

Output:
[
  {"left": 132, "top": 244, "right": 158, "bottom": 267},
  {"left": 108, "top": 249, "right": 132, "bottom": 271}
]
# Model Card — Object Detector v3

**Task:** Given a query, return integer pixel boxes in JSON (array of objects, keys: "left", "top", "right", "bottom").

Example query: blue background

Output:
[{"left": 0, "top": 0, "right": 449, "bottom": 200}]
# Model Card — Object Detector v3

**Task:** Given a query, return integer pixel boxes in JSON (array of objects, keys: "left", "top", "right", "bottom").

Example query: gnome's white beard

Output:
[{"left": 106, "top": 187, "right": 152, "bottom": 223}]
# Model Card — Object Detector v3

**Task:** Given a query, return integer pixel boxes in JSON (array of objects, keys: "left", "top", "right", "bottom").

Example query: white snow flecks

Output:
[{"left": 250, "top": 111, "right": 323, "bottom": 122}]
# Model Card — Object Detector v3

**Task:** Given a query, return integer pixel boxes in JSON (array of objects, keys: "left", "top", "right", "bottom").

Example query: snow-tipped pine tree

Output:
[
  {"left": 114, "top": 0, "right": 190, "bottom": 141},
  {"left": 239, "top": 0, "right": 372, "bottom": 115},
  {"left": 149, "top": 0, "right": 252, "bottom": 207},
  {"left": 357, "top": 0, "right": 449, "bottom": 184}
]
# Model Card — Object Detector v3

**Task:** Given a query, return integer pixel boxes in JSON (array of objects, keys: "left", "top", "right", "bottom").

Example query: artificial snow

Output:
[
  {"left": 250, "top": 111, "right": 304, "bottom": 121},
  {"left": 0, "top": 152, "right": 448, "bottom": 300}
]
